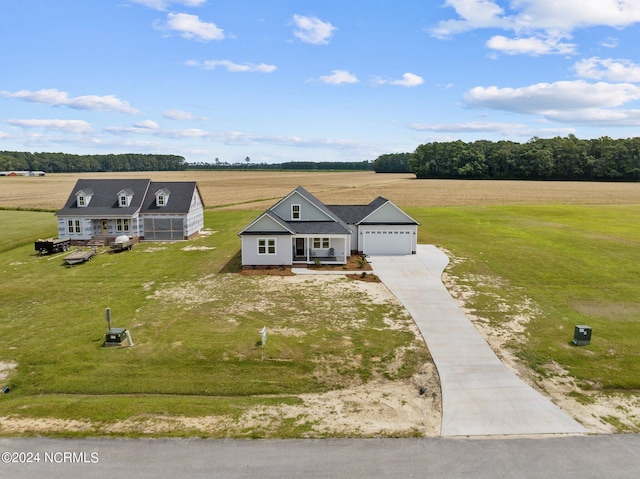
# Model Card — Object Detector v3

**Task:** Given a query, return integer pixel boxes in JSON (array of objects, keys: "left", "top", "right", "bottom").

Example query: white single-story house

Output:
[
  {"left": 0, "top": 170, "right": 46, "bottom": 176},
  {"left": 238, "top": 186, "right": 419, "bottom": 266},
  {"left": 55, "top": 178, "right": 204, "bottom": 243}
]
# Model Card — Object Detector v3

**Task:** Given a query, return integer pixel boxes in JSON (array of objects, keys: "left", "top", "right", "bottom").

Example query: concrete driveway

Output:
[{"left": 369, "top": 244, "right": 587, "bottom": 437}]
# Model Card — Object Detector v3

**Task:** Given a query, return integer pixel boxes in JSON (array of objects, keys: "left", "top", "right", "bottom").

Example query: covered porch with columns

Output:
[{"left": 292, "top": 234, "right": 349, "bottom": 265}]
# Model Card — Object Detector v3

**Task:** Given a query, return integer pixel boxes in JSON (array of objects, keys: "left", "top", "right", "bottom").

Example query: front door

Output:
[
  {"left": 101, "top": 220, "right": 109, "bottom": 235},
  {"left": 295, "top": 238, "right": 305, "bottom": 257}
]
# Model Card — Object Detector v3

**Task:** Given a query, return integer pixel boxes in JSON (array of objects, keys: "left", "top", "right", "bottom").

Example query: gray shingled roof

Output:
[
  {"left": 140, "top": 181, "right": 199, "bottom": 214},
  {"left": 55, "top": 179, "right": 151, "bottom": 217},
  {"left": 326, "top": 196, "right": 389, "bottom": 224},
  {"left": 269, "top": 186, "right": 350, "bottom": 235},
  {"left": 56, "top": 179, "right": 199, "bottom": 217},
  {"left": 240, "top": 186, "right": 417, "bottom": 237}
]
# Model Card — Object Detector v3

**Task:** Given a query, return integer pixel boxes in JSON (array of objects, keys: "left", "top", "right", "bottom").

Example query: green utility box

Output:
[
  {"left": 573, "top": 325, "right": 592, "bottom": 346},
  {"left": 104, "top": 328, "right": 128, "bottom": 346}
]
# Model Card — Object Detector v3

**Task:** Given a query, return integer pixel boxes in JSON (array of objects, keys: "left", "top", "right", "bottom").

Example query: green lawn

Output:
[
  {"left": 1, "top": 204, "right": 639, "bottom": 436},
  {"left": 409, "top": 204, "right": 640, "bottom": 392},
  {"left": 0, "top": 209, "right": 427, "bottom": 437}
]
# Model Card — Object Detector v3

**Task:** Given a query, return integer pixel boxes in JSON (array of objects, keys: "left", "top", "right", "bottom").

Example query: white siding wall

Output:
[
  {"left": 241, "top": 235, "right": 292, "bottom": 266},
  {"left": 57, "top": 217, "right": 92, "bottom": 240},
  {"left": 272, "top": 195, "right": 331, "bottom": 221},
  {"left": 185, "top": 191, "right": 205, "bottom": 237}
]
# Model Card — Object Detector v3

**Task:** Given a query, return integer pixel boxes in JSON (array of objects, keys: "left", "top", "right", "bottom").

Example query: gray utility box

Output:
[
  {"left": 573, "top": 325, "right": 592, "bottom": 346},
  {"left": 104, "top": 328, "right": 128, "bottom": 346}
]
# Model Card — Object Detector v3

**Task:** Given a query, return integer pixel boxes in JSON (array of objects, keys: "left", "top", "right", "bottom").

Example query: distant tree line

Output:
[
  {"left": 410, "top": 136, "right": 640, "bottom": 181},
  {"left": 5, "top": 135, "right": 639, "bottom": 181},
  {"left": 0, "top": 151, "right": 187, "bottom": 172},
  {"left": 371, "top": 153, "right": 411, "bottom": 173},
  {"left": 189, "top": 159, "right": 372, "bottom": 170}
]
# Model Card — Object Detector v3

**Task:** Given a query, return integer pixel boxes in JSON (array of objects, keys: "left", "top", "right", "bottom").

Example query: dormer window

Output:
[
  {"left": 155, "top": 188, "right": 171, "bottom": 207},
  {"left": 117, "top": 189, "right": 134, "bottom": 208},
  {"left": 75, "top": 188, "right": 93, "bottom": 207},
  {"left": 292, "top": 204, "right": 301, "bottom": 220}
]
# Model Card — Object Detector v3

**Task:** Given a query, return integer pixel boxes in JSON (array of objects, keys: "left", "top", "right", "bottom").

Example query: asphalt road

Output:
[{"left": 1, "top": 435, "right": 639, "bottom": 478}]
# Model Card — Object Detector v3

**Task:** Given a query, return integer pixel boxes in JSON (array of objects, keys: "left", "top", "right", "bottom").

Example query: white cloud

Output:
[
  {"left": 103, "top": 122, "right": 367, "bottom": 150},
  {"left": 407, "top": 120, "right": 575, "bottom": 137},
  {"left": 430, "top": 0, "right": 508, "bottom": 39},
  {"left": 292, "top": 14, "right": 336, "bottom": 45},
  {"left": 431, "top": 0, "right": 640, "bottom": 56},
  {"left": 1, "top": 88, "right": 139, "bottom": 114},
  {"left": 408, "top": 121, "right": 527, "bottom": 134},
  {"left": 185, "top": 59, "right": 276, "bottom": 73},
  {"left": 546, "top": 108, "right": 640, "bottom": 125},
  {"left": 318, "top": 70, "right": 359, "bottom": 85},
  {"left": 374, "top": 73, "right": 424, "bottom": 87},
  {"left": 465, "top": 80, "right": 640, "bottom": 112},
  {"left": 107, "top": 124, "right": 212, "bottom": 139},
  {"left": 130, "top": 0, "right": 207, "bottom": 11},
  {"left": 464, "top": 80, "right": 640, "bottom": 126},
  {"left": 163, "top": 109, "right": 202, "bottom": 120},
  {"left": 509, "top": 0, "right": 640, "bottom": 32},
  {"left": 134, "top": 119, "right": 159, "bottom": 129},
  {"left": 600, "top": 37, "right": 618, "bottom": 49},
  {"left": 574, "top": 57, "right": 640, "bottom": 83},
  {"left": 163, "top": 13, "right": 224, "bottom": 41},
  {"left": 213, "top": 131, "right": 365, "bottom": 149},
  {"left": 486, "top": 34, "right": 576, "bottom": 56},
  {"left": 7, "top": 119, "right": 94, "bottom": 134}
]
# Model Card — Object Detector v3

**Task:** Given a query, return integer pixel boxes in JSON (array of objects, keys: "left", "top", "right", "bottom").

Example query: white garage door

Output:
[{"left": 363, "top": 230, "right": 412, "bottom": 255}]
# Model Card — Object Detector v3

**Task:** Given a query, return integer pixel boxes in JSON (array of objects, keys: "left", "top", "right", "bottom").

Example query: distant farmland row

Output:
[{"left": 2, "top": 171, "right": 640, "bottom": 211}]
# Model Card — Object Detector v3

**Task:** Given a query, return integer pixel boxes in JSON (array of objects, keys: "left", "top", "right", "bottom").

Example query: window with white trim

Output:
[
  {"left": 67, "top": 219, "right": 80, "bottom": 234},
  {"left": 119, "top": 195, "right": 128, "bottom": 207},
  {"left": 313, "top": 237, "right": 330, "bottom": 249},
  {"left": 78, "top": 196, "right": 86, "bottom": 207},
  {"left": 291, "top": 204, "right": 300, "bottom": 220},
  {"left": 116, "top": 218, "right": 130, "bottom": 232},
  {"left": 258, "top": 238, "right": 276, "bottom": 255}
]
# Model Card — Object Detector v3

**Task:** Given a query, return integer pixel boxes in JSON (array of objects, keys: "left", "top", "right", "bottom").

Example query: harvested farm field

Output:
[{"left": 3, "top": 171, "right": 640, "bottom": 211}]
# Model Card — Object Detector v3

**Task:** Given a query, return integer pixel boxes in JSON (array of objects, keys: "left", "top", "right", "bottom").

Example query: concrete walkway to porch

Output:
[{"left": 368, "top": 245, "right": 587, "bottom": 437}]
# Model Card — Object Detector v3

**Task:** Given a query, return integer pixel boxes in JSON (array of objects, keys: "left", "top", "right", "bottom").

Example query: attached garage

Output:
[{"left": 362, "top": 229, "right": 414, "bottom": 255}]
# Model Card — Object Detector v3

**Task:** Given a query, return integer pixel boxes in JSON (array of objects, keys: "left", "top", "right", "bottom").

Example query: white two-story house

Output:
[{"left": 55, "top": 178, "right": 204, "bottom": 243}]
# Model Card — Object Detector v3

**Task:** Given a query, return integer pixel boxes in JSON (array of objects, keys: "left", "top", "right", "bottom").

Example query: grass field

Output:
[
  {"left": 412, "top": 206, "right": 640, "bottom": 390},
  {"left": 0, "top": 207, "right": 431, "bottom": 437},
  {"left": 1, "top": 172, "right": 639, "bottom": 434}
]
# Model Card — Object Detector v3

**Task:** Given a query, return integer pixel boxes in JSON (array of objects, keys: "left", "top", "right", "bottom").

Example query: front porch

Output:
[{"left": 292, "top": 235, "right": 348, "bottom": 265}]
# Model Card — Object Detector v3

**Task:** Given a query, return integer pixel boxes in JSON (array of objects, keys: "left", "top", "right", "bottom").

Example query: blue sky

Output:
[{"left": 2, "top": 1, "right": 640, "bottom": 164}]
